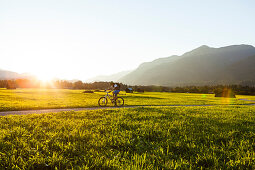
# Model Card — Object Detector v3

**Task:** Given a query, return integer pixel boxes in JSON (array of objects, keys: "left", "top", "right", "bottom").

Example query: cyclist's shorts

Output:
[{"left": 113, "top": 90, "right": 120, "bottom": 94}]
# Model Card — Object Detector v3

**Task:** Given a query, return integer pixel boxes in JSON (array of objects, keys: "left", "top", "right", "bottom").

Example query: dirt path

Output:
[
  {"left": 238, "top": 98, "right": 255, "bottom": 103},
  {"left": 1, "top": 99, "right": 255, "bottom": 116},
  {"left": 0, "top": 105, "right": 214, "bottom": 116}
]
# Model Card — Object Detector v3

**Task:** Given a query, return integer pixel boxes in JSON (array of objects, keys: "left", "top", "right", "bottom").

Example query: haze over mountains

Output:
[
  {"left": 119, "top": 44, "right": 255, "bottom": 86},
  {"left": 86, "top": 71, "right": 131, "bottom": 83},
  {"left": 0, "top": 69, "right": 34, "bottom": 80}
]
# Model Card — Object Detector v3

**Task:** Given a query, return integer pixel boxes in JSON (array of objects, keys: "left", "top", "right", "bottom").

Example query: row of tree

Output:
[
  {"left": 169, "top": 85, "right": 255, "bottom": 95},
  {"left": 1, "top": 79, "right": 255, "bottom": 95}
]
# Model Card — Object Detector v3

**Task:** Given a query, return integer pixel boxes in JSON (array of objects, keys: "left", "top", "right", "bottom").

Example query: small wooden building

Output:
[{"left": 125, "top": 88, "right": 133, "bottom": 93}]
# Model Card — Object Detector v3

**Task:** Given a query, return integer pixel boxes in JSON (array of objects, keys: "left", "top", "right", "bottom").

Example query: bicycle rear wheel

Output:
[
  {"left": 98, "top": 97, "right": 108, "bottom": 106},
  {"left": 115, "top": 97, "right": 124, "bottom": 106}
]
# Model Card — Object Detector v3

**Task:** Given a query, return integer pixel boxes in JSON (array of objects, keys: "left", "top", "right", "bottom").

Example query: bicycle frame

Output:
[{"left": 104, "top": 91, "right": 115, "bottom": 102}]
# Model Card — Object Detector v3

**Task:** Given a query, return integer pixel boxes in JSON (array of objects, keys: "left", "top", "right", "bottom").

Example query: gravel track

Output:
[
  {"left": 0, "top": 105, "right": 213, "bottom": 116},
  {"left": 1, "top": 99, "right": 254, "bottom": 116}
]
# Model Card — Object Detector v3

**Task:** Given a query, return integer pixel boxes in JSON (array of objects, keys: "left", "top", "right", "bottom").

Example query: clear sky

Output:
[{"left": 1, "top": 0, "right": 255, "bottom": 80}]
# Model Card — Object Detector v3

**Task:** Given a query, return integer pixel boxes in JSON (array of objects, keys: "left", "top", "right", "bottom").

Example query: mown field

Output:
[
  {"left": 0, "top": 106, "right": 254, "bottom": 169},
  {"left": 0, "top": 88, "right": 254, "bottom": 111}
]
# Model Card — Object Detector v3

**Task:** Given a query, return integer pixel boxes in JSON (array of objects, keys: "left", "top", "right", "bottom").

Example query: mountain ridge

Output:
[{"left": 119, "top": 44, "right": 255, "bottom": 86}]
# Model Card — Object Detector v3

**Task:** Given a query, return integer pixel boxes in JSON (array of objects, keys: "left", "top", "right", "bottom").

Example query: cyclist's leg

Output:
[
  {"left": 113, "top": 91, "right": 116, "bottom": 100},
  {"left": 115, "top": 90, "right": 120, "bottom": 99},
  {"left": 113, "top": 90, "right": 120, "bottom": 100}
]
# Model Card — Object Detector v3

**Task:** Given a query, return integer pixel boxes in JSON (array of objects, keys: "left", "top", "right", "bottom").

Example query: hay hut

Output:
[{"left": 125, "top": 88, "right": 133, "bottom": 93}]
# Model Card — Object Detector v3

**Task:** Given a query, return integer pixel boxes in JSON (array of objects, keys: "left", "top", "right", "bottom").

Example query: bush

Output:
[
  {"left": 136, "top": 88, "right": 144, "bottom": 93},
  {"left": 214, "top": 88, "right": 236, "bottom": 98}
]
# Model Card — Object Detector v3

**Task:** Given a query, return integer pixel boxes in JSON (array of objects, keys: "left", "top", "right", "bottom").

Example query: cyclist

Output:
[{"left": 110, "top": 82, "right": 121, "bottom": 100}]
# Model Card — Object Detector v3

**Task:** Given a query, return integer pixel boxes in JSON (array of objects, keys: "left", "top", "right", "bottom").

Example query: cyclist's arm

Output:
[{"left": 107, "top": 88, "right": 113, "bottom": 92}]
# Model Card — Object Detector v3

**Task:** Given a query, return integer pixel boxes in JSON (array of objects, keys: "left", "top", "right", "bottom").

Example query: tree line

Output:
[{"left": 1, "top": 79, "right": 255, "bottom": 95}]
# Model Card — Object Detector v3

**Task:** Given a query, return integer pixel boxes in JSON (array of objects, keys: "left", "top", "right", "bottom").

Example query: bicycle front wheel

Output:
[
  {"left": 98, "top": 97, "right": 108, "bottom": 106},
  {"left": 115, "top": 97, "right": 124, "bottom": 106}
]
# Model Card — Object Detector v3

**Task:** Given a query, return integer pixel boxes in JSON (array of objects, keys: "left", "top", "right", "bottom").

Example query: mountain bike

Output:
[{"left": 98, "top": 91, "right": 124, "bottom": 107}]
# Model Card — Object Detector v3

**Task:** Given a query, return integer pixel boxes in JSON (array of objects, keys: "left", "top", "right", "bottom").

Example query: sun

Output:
[
  {"left": 35, "top": 72, "right": 54, "bottom": 83},
  {"left": 34, "top": 72, "right": 57, "bottom": 88}
]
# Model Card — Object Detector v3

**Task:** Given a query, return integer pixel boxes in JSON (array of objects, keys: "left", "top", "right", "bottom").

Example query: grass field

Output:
[
  {"left": 0, "top": 88, "right": 254, "bottom": 111},
  {"left": 0, "top": 106, "right": 254, "bottom": 169},
  {"left": 1, "top": 89, "right": 254, "bottom": 169}
]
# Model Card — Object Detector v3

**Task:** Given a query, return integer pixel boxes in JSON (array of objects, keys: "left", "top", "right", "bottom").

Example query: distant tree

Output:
[
  {"left": 6, "top": 80, "right": 16, "bottom": 89},
  {"left": 73, "top": 81, "right": 84, "bottom": 89}
]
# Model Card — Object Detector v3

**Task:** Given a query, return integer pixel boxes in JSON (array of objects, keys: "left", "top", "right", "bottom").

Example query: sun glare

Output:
[
  {"left": 37, "top": 76, "right": 52, "bottom": 83},
  {"left": 35, "top": 72, "right": 54, "bottom": 82},
  {"left": 35, "top": 73, "right": 56, "bottom": 88}
]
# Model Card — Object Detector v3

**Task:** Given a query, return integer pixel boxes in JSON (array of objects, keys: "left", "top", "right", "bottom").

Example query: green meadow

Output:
[
  {"left": 0, "top": 106, "right": 254, "bottom": 169},
  {"left": 0, "top": 89, "right": 255, "bottom": 169},
  {"left": 0, "top": 88, "right": 254, "bottom": 111}
]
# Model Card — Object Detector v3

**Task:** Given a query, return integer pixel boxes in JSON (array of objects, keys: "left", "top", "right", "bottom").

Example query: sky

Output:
[{"left": 1, "top": 0, "right": 255, "bottom": 81}]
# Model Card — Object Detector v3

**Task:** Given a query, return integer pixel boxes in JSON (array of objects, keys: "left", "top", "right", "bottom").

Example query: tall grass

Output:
[{"left": 0, "top": 106, "right": 254, "bottom": 169}]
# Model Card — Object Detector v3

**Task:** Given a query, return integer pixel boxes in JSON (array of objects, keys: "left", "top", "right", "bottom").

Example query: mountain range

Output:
[
  {"left": 0, "top": 69, "right": 35, "bottom": 80},
  {"left": 119, "top": 44, "right": 255, "bottom": 86},
  {"left": 1, "top": 44, "right": 255, "bottom": 86}
]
